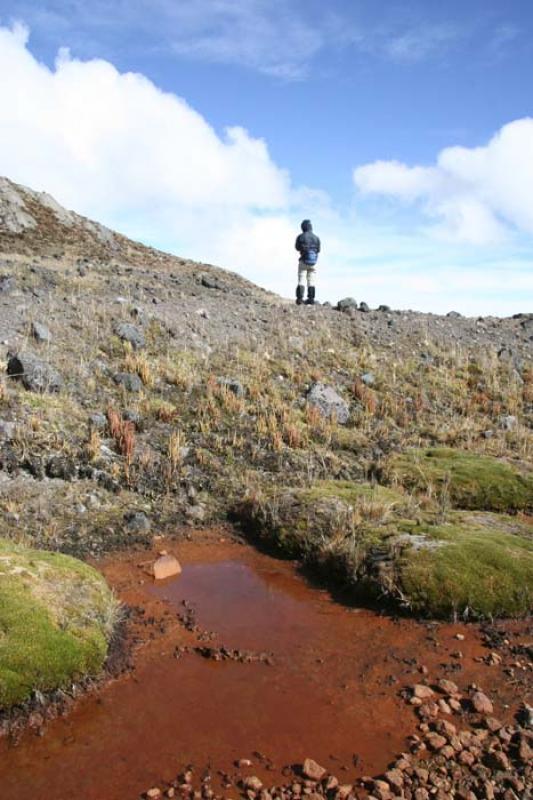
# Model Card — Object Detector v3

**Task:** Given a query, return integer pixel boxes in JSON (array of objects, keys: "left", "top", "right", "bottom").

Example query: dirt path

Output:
[{"left": 0, "top": 529, "right": 529, "bottom": 800}]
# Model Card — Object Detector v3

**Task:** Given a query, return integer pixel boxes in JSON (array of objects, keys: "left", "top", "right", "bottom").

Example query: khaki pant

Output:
[{"left": 298, "top": 259, "right": 316, "bottom": 288}]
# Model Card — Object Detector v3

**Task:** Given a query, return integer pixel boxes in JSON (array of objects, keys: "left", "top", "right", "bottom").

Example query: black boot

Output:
[
  {"left": 296, "top": 285, "right": 304, "bottom": 305},
  {"left": 306, "top": 286, "right": 316, "bottom": 305}
]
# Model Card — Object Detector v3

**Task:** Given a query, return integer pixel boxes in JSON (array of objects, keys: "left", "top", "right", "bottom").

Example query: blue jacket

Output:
[{"left": 295, "top": 221, "right": 321, "bottom": 260}]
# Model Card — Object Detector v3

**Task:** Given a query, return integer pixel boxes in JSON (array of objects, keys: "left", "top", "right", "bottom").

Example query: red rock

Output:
[
  {"left": 426, "top": 733, "right": 447, "bottom": 751},
  {"left": 459, "top": 751, "right": 475, "bottom": 767},
  {"left": 243, "top": 777, "right": 263, "bottom": 792},
  {"left": 414, "top": 790, "right": 429, "bottom": 800},
  {"left": 302, "top": 760, "right": 326, "bottom": 781},
  {"left": 518, "top": 736, "right": 533, "bottom": 763},
  {"left": 384, "top": 769, "right": 403, "bottom": 790},
  {"left": 413, "top": 685, "right": 434, "bottom": 700},
  {"left": 413, "top": 768, "right": 429, "bottom": 784},
  {"left": 437, "top": 679, "right": 459, "bottom": 697},
  {"left": 153, "top": 554, "right": 182, "bottom": 580},
  {"left": 440, "top": 745, "right": 455, "bottom": 760},
  {"left": 336, "top": 784, "right": 353, "bottom": 799},
  {"left": 485, "top": 750, "right": 510, "bottom": 771},
  {"left": 471, "top": 691, "right": 493, "bottom": 715}
]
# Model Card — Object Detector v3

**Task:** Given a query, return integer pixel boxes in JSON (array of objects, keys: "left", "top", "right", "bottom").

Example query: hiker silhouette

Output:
[{"left": 295, "top": 219, "right": 320, "bottom": 305}]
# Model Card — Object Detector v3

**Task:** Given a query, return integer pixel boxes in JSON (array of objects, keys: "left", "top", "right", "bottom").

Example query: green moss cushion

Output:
[{"left": 0, "top": 540, "right": 119, "bottom": 709}]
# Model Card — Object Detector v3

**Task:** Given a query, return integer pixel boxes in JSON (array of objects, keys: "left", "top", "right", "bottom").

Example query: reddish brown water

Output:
[{"left": 0, "top": 534, "right": 501, "bottom": 800}]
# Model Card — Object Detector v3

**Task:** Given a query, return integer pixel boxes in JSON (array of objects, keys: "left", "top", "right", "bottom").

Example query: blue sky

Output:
[{"left": 0, "top": 0, "right": 532, "bottom": 314}]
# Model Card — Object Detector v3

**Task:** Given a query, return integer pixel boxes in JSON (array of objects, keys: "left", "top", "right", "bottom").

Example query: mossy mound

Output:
[
  {"left": 241, "top": 480, "right": 410, "bottom": 560},
  {"left": 397, "top": 513, "right": 533, "bottom": 618},
  {"left": 385, "top": 448, "right": 533, "bottom": 512},
  {"left": 238, "top": 480, "right": 533, "bottom": 619},
  {"left": 0, "top": 540, "right": 120, "bottom": 709}
]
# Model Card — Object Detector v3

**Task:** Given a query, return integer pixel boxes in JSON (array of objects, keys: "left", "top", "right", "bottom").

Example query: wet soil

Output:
[{"left": 0, "top": 529, "right": 529, "bottom": 800}]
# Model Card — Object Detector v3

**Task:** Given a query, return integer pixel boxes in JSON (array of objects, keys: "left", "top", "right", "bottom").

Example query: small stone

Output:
[
  {"left": 31, "top": 321, "right": 51, "bottom": 343},
  {"left": 361, "top": 372, "right": 375, "bottom": 386},
  {"left": 243, "top": 777, "right": 263, "bottom": 792},
  {"left": 147, "top": 789, "right": 162, "bottom": 799},
  {"left": 306, "top": 383, "right": 350, "bottom": 424},
  {"left": 152, "top": 554, "right": 182, "bottom": 580},
  {"left": 337, "top": 297, "right": 358, "bottom": 313},
  {"left": 413, "top": 684, "right": 435, "bottom": 700},
  {"left": 384, "top": 769, "right": 403, "bottom": 790},
  {"left": 125, "top": 511, "right": 151, "bottom": 532},
  {"left": 0, "top": 419, "right": 15, "bottom": 440},
  {"left": 302, "top": 759, "right": 326, "bottom": 781},
  {"left": 7, "top": 352, "right": 63, "bottom": 393},
  {"left": 437, "top": 679, "right": 459, "bottom": 697},
  {"left": 425, "top": 733, "right": 447, "bottom": 751},
  {"left": 114, "top": 322, "right": 145, "bottom": 349},
  {"left": 237, "top": 759, "right": 253, "bottom": 768},
  {"left": 113, "top": 372, "right": 143, "bottom": 392},
  {"left": 484, "top": 750, "right": 510, "bottom": 771},
  {"left": 336, "top": 785, "right": 353, "bottom": 800},
  {"left": 472, "top": 691, "right": 494, "bottom": 715},
  {"left": 89, "top": 412, "right": 107, "bottom": 430},
  {"left": 498, "top": 414, "right": 517, "bottom": 431},
  {"left": 459, "top": 751, "right": 475, "bottom": 767}
]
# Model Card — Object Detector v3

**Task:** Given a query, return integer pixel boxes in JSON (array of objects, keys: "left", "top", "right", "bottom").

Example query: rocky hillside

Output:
[{"left": 0, "top": 176, "right": 532, "bottom": 619}]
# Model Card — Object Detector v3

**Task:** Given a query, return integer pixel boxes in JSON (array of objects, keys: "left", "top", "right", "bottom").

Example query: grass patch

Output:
[
  {"left": 0, "top": 540, "right": 120, "bottom": 709},
  {"left": 386, "top": 447, "right": 533, "bottom": 512},
  {"left": 238, "top": 480, "right": 533, "bottom": 619}
]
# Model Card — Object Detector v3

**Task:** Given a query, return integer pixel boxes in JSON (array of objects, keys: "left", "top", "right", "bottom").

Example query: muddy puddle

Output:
[{"left": 0, "top": 532, "right": 509, "bottom": 800}]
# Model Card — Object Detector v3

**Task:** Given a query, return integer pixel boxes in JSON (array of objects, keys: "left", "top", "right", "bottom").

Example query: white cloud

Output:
[
  {"left": 0, "top": 23, "right": 531, "bottom": 317},
  {"left": 0, "top": 23, "right": 292, "bottom": 248},
  {"left": 385, "top": 23, "right": 460, "bottom": 63},
  {"left": 353, "top": 119, "right": 533, "bottom": 244}
]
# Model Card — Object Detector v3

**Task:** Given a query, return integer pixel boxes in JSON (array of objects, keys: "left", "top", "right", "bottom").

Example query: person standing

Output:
[{"left": 295, "top": 219, "right": 320, "bottom": 305}]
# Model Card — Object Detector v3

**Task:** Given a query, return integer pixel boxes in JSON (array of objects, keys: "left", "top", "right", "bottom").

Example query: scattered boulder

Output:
[
  {"left": 113, "top": 372, "right": 143, "bottom": 392},
  {"left": 359, "top": 301, "right": 370, "bottom": 312},
  {"left": 7, "top": 352, "right": 63, "bottom": 393},
  {"left": 124, "top": 511, "right": 151, "bottom": 532},
  {"left": 114, "top": 322, "right": 145, "bottom": 350},
  {"left": 46, "top": 456, "right": 77, "bottom": 481},
  {"left": 337, "top": 297, "right": 358, "bottom": 313},
  {"left": 0, "top": 275, "right": 14, "bottom": 293},
  {"left": 498, "top": 414, "right": 517, "bottom": 431},
  {"left": 0, "top": 419, "right": 15, "bottom": 440},
  {"left": 306, "top": 383, "right": 350, "bottom": 424},
  {"left": 89, "top": 412, "right": 107, "bottom": 430},
  {"left": 31, "top": 321, "right": 51, "bottom": 344},
  {"left": 152, "top": 554, "right": 182, "bottom": 580},
  {"left": 200, "top": 274, "right": 224, "bottom": 291}
]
